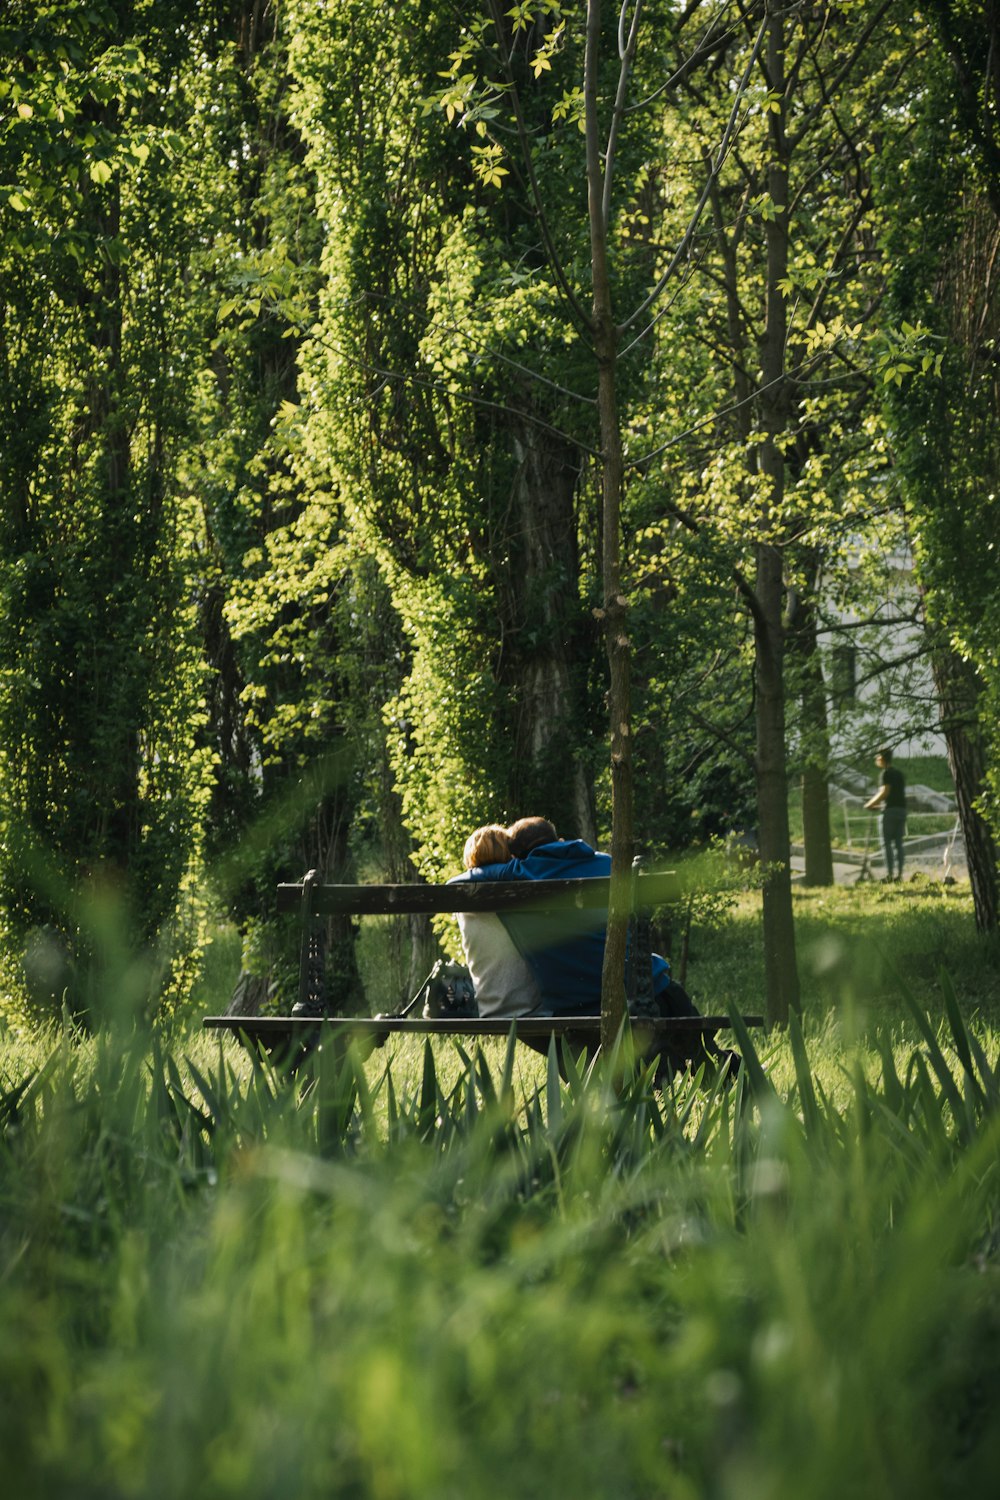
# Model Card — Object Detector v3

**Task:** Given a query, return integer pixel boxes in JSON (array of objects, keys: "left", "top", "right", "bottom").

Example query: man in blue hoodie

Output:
[
  {"left": 455, "top": 815, "right": 740, "bottom": 1082},
  {"left": 458, "top": 815, "right": 701, "bottom": 1022}
]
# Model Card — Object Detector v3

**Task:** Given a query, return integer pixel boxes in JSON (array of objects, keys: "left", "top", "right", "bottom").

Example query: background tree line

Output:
[{"left": 0, "top": 0, "right": 997, "bottom": 1029}]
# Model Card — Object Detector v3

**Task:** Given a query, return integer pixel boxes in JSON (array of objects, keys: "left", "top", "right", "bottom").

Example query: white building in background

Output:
[
  {"left": 820, "top": 535, "right": 946, "bottom": 762},
  {"left": 802, "top": 535, "right": 963, "bottom": 873}
]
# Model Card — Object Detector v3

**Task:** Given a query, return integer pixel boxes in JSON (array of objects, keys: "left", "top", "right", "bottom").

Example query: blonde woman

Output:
[{"left": 449, "top": 824, "right": 543, "bottom": 1017}]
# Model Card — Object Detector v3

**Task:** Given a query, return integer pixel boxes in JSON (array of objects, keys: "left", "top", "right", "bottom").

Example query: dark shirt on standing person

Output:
[{"left": 881, "top": 764, "right": 906, "bottom": 809}]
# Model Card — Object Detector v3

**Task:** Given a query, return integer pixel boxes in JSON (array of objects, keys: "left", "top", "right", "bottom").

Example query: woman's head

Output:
[{"left": 463, "top": 823, "right": 511, "bottom": 870}]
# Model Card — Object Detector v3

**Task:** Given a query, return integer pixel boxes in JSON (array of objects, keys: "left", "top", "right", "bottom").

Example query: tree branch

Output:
[
  {"left": 484, "top": 0, "right": 594, "bottom": 333},
  {"left": 602, "top": 0, "right": 644, "bottom": 228},
  {"left": 619, "top": 11, "right": 768, "bottom": 333}
]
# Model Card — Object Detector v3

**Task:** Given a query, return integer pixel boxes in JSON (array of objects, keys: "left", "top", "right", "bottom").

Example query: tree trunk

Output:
[
  {"left": 598, "top": 332, "right": 633, "bottom": 1053},
  {"left": 801, "top": 761, "right": 834, "bottom": 886},
  {"left": 226, "top": 970, "right": 272, "bottom": 1018},
  {"left": 753, "top": 5, "right": 800, "bottom": 1023},
  {"left": 754, "top": 540, "right": 800, "bottom": 1023},
  {"left": 506, "top": 421, "right": 595, "bottom": 842},
  {"left": 298, "top": 749, "right": 362, "bottom": 1013},
  {"left": 704, "top": 11, "right": 804, "bottom": 1001},
  {"left": 786, "top": 573, "right": 835, "bottom": 886},
  {"left": 931, "top": 642, "right": 998, "bottom": 932},
  {"left": 585, "top": 0, "right": 634, "bottom": 1052}
]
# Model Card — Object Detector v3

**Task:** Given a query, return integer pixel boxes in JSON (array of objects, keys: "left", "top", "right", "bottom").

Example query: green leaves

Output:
[{"left": 470, "top": 141, "right": 509, "bottom": 188}]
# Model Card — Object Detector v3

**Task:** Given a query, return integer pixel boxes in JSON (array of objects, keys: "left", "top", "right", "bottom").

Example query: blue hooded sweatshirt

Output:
[{"left": 453, "top": 838, "right": 669, "bottom": 1015}]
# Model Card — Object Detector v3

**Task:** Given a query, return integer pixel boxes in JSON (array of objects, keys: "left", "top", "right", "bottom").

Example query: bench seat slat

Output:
[{"left": 204, "top": 1014, "right": 762, "bottom": 1039}]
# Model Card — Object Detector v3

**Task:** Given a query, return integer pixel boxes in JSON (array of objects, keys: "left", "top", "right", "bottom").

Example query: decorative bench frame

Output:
[{"left": 203, "top": 862, "right": 762, "bottom": 1070}]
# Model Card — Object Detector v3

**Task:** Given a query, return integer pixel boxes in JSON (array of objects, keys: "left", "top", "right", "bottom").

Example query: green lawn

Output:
[{"left": 685, "top": 875, "right": 997, "bottom": 1023}]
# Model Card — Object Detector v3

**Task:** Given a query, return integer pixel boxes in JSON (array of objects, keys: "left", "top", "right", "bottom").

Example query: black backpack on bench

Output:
[
  {"left": 419, "top": 960, "right": 478, "bottom": 1019},
  {"left": 376, "top": 959, "right": 479, "bottom": 1022}
]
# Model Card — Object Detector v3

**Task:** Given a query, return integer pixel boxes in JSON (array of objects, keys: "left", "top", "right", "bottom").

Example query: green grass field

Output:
[{"left": 2, "top": 879, "right": 999, "bottom": 1499}]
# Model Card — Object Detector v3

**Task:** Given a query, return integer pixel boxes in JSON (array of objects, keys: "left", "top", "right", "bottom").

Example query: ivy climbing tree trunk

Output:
[
  {"left": 932, "top": 641, "right": 999, "bottom": 932},
  {"left": 507, "top": 419, "right": 595, "bottom": 841}
]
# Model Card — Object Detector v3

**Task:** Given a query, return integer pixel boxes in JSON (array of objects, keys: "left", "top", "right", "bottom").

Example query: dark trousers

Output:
[
  {"left": 653, "top": 977, "right": 728, "bottom": 1078},
  {"left": 656, "top": 977, "right": 701, "bottom": 1018},
  {"left": 882, "top": 806, "right": 906, "bottom": 879}
]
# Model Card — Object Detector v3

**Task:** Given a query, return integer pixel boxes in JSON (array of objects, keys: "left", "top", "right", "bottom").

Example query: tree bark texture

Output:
[
  {"left": 786, "top": 571, "right": 834, "bottom": 886},
  {"left": 754, "top": 541, "right": 800, "bottom": 1024},
  {"left": 585, "top": 0, "right": 633, "bottom": 1052},
  {"left": 753, "top": 5, "right": 800, "bottom": 1023},
  {"left": 598, "top": 337, "right": 633, "bottom": 1054},
  {"left": 932, "top": 643, "right": 998, "bottom": 932},
  {"left": 505, "top": 421, "right": 595, "bottom": 843}
]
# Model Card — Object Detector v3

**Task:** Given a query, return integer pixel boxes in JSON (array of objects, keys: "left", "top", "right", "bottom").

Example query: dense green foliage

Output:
[
  {"left": 0, "top": 2, "right": 214, "bottom": 1006},
  {"left": 3, "top": 10, "right": 1000, "bottom": 1489},
  {"left": 881, "top": 72, "right": 1000, "bottom": 808},
  {"left": 0, "top": 1, "right": 998, "bottom": 1025}
]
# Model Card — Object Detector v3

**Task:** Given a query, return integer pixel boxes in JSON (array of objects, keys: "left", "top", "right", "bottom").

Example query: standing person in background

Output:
[{"left": 864, "top": 747, "right": 907, "bottom": 882}]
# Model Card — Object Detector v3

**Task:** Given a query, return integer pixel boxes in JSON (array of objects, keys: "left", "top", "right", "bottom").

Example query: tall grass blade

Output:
[
  {"left": 731, "top": 1061, "right": 752, "bottom": 1161},
  {"left": 0, "top": 1045, "right": 63, "bottom": 1128},
  {"left": 869, "top": 1095, "right": 929, "bottom": 1177},
  {"left": 963, "top": 1024, "right": 999, "bottom": 1106},
  {"left": 178, "top": 1053, "right": 224, "bottom": 1130},
  {"left": 558, "top": 1036, "right": 585, "bottom": 1100},
  {"left": 475, "top": 1047, "right": 499, "bottom": 1110},
  {"left": 0, "top": 1073, "right": 36, "bottom": 1130},
  {"left": 417, "top": 1038, "right": 439, "bottom": 1140},
  {"left": 501, "top": 1025, "right": 518, "bottom": 1102},
  {"left": 850, "top": 1058, "right": 873, "bottom": 1143},
  {"left": 900, "top": 988, "right": 964, "bottom": 1125},
  {"left": 646, "top": 1082, "right": 668, "bottom": 1141},
  {"left": 463, "top": 1060, "right": 480, "bottom": 1134},
  {"left": 453, "top": 1039, "right": 474, "bottom": 1073},
  {"left": 315, "top": 1043, "right": 360, "bottom": 1155},
  {"left": 875, "top": 1027, "right": 906, "bottom": 1118},
  {"left": 906, "top": 1050, "right": 953, "bottom": 1156},
  {"left": 385, "top": 1061, "right": 399, "bottom": 1140},
  {"left": 546, "top": 1036, "right": 562, "bottom": 1131},
  {"left": 726, "top": 1005, "right": 774, "bottom": 1103},
  {"left": 348, "top": 1045, "right": 377, "bottom": 1142},
  {"left": 940, "top": 970, "right": 988, "bottom": 1111},
  {"left": 788, "top": 1009, "right": 821, "bottom": 1141}
]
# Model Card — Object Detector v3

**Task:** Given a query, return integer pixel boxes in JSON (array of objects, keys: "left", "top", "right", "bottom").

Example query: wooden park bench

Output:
[{"left": 203, "top": 862, "right": 763, "bottom": 1073}]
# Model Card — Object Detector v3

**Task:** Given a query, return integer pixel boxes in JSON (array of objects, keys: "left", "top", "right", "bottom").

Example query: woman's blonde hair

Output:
[{"left": 463, "top": 823, "right": 511, "bottom": 870}]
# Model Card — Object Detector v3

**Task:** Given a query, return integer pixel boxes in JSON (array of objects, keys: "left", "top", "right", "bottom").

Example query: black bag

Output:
[{"left": 419, "top": 959, "right": 478, "bottom": 1019}]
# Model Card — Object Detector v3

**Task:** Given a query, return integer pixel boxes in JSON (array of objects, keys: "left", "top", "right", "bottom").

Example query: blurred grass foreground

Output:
[{"left": 2, "top": 883, "right": 1000, "bottom": 1499}]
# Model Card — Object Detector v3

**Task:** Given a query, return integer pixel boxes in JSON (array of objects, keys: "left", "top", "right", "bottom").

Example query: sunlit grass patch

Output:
[{"left": 686, "top": 877, "right": 998, "bottom": 1031}]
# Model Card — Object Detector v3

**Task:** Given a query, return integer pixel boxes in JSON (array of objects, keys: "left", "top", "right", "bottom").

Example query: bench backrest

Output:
[
  {"left": 281, "top": 867, "right": 680, "bottom": 1014},
  {"left": 277, "top": 869, "right": 681, "bottom": 918}
]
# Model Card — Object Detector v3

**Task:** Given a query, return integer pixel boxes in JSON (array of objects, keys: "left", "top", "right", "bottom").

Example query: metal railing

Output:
[{"left": 840, "top": 809, "right": 959, "bottom": 851}]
